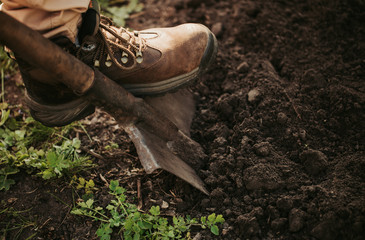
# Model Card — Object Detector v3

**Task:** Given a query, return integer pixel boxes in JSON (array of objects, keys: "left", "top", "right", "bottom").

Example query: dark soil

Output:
[{"left": 1, "top": 0, "right": 364, "bottom": 239}]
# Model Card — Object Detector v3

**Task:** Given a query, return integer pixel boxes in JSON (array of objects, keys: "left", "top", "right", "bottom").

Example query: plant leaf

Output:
[
  {"left": 86, "top": 198, "right": 94, "bottom": 208},
  {"left": 208, "top": 213, "right": 216, "bottom": 223},
  {"left": 210, "top": 225, "right": 219, "bottom": 235},
  {"left": 215, "top": 214, "right": 225, "bottom": 223}
]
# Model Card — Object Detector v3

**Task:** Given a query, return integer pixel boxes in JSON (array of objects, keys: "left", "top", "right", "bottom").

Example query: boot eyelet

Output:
[
  {"left": 121, "top": 52, "right": 129, "bottom": 64},
  {"left": 105, "top": 61, "right": 112, "bottom": 67},
  {"left": 136, "top": 51, "right": 143, "bottom": 64},
  {"left": 82, "top": 43, "right": 96, "bottom": 51}
]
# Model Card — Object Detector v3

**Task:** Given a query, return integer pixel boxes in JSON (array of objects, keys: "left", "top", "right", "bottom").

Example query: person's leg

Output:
[
  {"left": 1, "top": 0, "right": 95, "bottom": 127},
  {"left": 1, "top": 0, "right": 89, "bottom": 42}
]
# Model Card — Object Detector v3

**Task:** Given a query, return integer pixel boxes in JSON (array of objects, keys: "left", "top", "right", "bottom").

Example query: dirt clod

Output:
[
  {"left": 300, "top": 149, "right": 328, "bottom": 176},
  {"left": 271, "top": 218, "right": 287, "bottom": 233},
  {"left": 253, "top": 142, "right": 271, "bottom": 157},
  {"left": 288, "top": 208, "right": 306, "bottom": 232},
  {"left": 243, "top": 164, "right": 282, "bottom": 191}
]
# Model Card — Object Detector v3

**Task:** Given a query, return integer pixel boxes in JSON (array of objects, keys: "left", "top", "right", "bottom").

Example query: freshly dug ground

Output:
[{"left": 1, "top": 0, "right": 364, "bottom": 239}]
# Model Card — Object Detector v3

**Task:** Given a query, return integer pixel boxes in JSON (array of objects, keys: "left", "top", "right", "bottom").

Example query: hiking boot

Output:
[
  {"left": 15, "top": 17, "right": 217, "bottom": 126},
  {"left": 77, "top": 17, "right": 218, "bottom": 96}
]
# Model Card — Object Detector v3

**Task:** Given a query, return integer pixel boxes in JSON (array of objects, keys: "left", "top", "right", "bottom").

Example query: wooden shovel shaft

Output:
[{"left": 0, "top": 12, "right": 179, "bottom": 141}]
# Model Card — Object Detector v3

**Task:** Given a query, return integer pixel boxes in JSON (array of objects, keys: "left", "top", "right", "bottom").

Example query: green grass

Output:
[
  {"left": 99, "top": 0, "right": 143, "bottom": 27},
  {"left": 72, "top": 180, "right": 225, "bottom": 240}
]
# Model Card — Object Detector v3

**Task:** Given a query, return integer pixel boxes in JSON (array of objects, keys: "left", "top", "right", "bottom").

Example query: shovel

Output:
[{"left": 0, "top": 12, "right": 209, "bottom": 194}]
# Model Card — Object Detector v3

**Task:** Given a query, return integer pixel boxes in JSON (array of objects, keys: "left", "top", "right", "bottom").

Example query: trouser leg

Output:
[{"left": 0, "top": 0, "right": 89, "bottom": 42}]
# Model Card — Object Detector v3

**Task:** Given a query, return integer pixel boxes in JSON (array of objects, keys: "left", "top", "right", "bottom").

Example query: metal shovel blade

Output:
[{"left": 124, "top": 89, "right": 208, "bottom": 195}]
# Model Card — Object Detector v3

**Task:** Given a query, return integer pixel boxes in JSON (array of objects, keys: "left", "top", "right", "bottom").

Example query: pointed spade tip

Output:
[{"left": 197, "top": 185, "right": 210, "bottom": 196}]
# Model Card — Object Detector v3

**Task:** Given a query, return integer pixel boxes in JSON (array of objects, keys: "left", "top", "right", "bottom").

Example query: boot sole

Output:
[{"left": 122, "top": 30, "right": 218, "bottom": 96}]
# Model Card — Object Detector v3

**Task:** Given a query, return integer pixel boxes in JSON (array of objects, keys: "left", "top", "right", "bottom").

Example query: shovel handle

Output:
[{"left": 0, "top": 12, "right": 94, "bottom": 95}]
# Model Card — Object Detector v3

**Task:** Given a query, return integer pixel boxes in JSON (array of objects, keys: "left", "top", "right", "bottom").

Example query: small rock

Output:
[
  {"left": 277, "top": 112, "right": 288, "bottom": 124},
  {"left": 224, "top": 209, "right": 233, "bottom": 216},
  {"left": 211, "top": 22, "right": 223, "bottom": 37},
  {"left": 213, "top": 136, "right": 227, "bottom": 146},
  {"left": 253, "top": 142, "right": 271, "bottom": 157},
  {"left": 206, "top": 207, "right": 216, "bottom": 212},
  {"left": 300, "top": 149, "right": 328, "bottom": 176},
  {"left": 241, "top": 135, "right": 251, "bottom": 147},
  {"left": 7, "top": 198, "right": 17, "bottom": 203},
  {"left": 271, "top": 218, "right": 287, "bottom": 232},
  {"left": 298, "top": 129, "right": 307, "bottom": 141},
  {"left": 247, "top": 89, "right": 261, "bottom": 103},
  {"left": 161, "top": 201, "right": 169, "bottom": 209},
  {"left": 223, "top": 198, "right": 231, "bottom": 205},
  {"left": 222, "top": 227, "right": 230, "bottom": 235},
  {"left": 285, "top": 127, "right": 292, "bottom": 136},
  {"left": 235, "top": 175, "right": 243, "bottom": 188},
  {"left": 289, "top": 208, "right": 306, "bottom": 232},
  {"left": 237, "top": 61, "right": 249, "bottom": 73}
]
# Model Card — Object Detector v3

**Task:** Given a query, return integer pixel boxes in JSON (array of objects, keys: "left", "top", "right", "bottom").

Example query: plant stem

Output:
[
  {"left": 1, "top": 68, "right": 5, "bottom": 103},
  {"left": 86, "top": 207, "right": 110, "bottom": 221}
]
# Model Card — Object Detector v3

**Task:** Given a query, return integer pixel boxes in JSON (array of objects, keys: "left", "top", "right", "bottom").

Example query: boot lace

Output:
[{"left": 77, "top": 17, "right": 147, "bottom": 70}]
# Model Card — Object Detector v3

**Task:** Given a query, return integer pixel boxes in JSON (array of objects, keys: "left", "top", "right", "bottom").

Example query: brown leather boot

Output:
[
  {"left": 77, "top": 17, "right": 218, "bottom": 96},
  {"left": 15, "top": 18, "right": 217, "bottom": 126}
]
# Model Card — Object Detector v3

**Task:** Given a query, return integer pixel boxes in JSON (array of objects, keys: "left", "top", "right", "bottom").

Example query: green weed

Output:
[
  {"left": 72, "top": 180, "right": 225, "bottom": 239},
  {"left": 0, "top": 104, "right": 94, "bottom": 190},
  {"left": 71, "top": 176, "right": 97, "bottom": 200},
  {"left": 104, "top": 141, "right": 119, "bottom": 150},
  {"left": 99, "top": 0, "right": 143, "bottom": 27}
]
